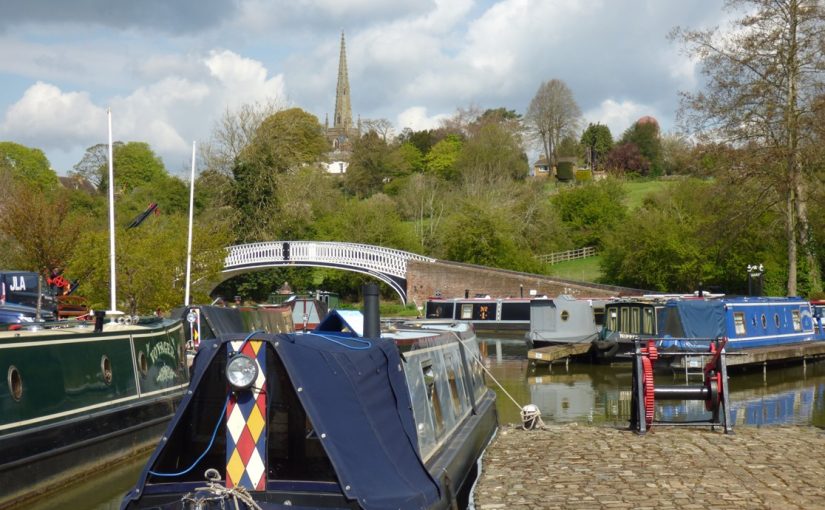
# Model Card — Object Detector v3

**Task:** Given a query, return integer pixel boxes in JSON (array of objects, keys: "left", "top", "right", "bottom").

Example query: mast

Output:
[
  {"left": 184, "top": 141, "right": 196, "bottom": 306},
  {"left": 106, "top": 108, "right": 119, "bottom": 314}
]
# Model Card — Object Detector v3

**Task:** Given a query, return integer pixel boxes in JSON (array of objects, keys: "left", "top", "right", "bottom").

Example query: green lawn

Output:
[
  {"left": 546, "top": 255, "right": 603, "bottom": 283},
  {"left": 622, "top": 179, "right": 671, "bottom": 210}
]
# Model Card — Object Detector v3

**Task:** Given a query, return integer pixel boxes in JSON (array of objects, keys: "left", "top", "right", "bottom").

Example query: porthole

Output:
[
  {"left": 561, "top": 310, "right": 570, "bottom": 321},
  {"left": 8, "top": 366, "right": 22, "bottom": 401},
  {"left": 101, "top": 355, "right": 113, "bottom": 385},
  {"left": 137, "top": 351, "right": 148, "bottom": 376},
  {"left": 774, "top": 314, "right": 780, "bottom": 328},
  {"left": 761, "top": 314, "right": 767, "bottom": 329}
]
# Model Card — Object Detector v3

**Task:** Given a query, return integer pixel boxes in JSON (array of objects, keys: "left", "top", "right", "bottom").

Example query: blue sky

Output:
[{"left": 0, "top": 0, "right": 731, "bottom": 175}]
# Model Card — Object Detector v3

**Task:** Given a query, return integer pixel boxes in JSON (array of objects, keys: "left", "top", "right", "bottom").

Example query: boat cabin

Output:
[{"left": 424, "top": 296, "right": 531, "bottom": 331}]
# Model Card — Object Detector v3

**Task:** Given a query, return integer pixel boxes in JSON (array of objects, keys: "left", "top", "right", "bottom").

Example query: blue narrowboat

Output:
[
  {"left": 657, "top": 296, "right": 825, "bottom": 350},
  {"left": 122, "top": 290, "right": 498, "bottom": 510}
]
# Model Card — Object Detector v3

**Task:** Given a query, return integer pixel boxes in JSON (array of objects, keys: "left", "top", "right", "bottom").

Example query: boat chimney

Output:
[{"left": 363, "top": 283, "right": 380, "bottom": 338}]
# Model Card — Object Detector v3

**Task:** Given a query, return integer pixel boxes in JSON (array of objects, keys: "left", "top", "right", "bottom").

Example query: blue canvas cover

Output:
[
  {"left": 124, "top": 332, "right": 440, "bottom": 510},
  {"left": 658, "top": 300, "right": 726, "bottom": 350}
]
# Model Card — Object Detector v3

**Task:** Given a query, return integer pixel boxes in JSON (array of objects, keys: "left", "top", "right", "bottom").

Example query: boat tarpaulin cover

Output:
[
  {"left": 124, "top": 332, "right": 440, "bottom": 510},
  {"left": 658, "top": 300, "right": 726, "bottom": 350},
  {"left": 277, "top": 331, "right": 440, "bottom": 509}
]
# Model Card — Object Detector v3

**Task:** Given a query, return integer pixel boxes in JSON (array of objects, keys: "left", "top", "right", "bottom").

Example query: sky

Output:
[{"left": 0, "top": 0, "right": 733, "bottom": 176}]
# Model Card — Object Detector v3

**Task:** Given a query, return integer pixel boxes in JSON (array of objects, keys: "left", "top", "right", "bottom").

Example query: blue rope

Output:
[
  {"left": 148, "top": 331, "right": 261, "bottom": 478},
  {"left": 306, "top": 332, "right": 372, "bottom": 350},
  {"left": 148, "top": 391, "right": 230, "bottom": 477}
]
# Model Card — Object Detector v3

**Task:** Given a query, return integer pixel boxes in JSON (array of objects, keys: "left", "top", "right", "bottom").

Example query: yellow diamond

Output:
[
  {"left": 226, "top": 449, "right": 246, "bottom": 486},
  {"left": 247, "top": 401, "right": 266, "bottom": 441}
]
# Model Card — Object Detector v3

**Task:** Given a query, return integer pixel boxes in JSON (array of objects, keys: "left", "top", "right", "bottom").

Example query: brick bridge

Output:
[{"left": 221, "top": 241, "right": 637, "bottom": 305}]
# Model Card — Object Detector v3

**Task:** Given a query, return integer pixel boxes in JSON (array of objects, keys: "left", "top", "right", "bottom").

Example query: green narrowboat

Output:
[{"left": 0, "top": 317, "right": 189, "bottom": 507}]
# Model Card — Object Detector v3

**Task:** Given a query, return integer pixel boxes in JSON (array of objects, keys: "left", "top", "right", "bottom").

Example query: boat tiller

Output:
[{"left": 629, "top": 338, "right": 732, "bottom": 435}]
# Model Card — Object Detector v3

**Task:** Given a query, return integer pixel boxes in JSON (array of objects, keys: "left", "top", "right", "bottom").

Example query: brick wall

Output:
[{"left": 405, "top": 260, "right": 617, "bottom": 309}]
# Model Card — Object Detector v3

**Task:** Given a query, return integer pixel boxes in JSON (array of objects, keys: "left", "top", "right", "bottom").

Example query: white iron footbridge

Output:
[{"left": 223, "top": 241, "right": 436, "bottom": 304}]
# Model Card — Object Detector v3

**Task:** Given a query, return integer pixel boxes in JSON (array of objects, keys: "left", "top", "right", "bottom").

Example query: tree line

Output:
[{"left": 0, "top": 0, "right": 822, "bottom": 312}]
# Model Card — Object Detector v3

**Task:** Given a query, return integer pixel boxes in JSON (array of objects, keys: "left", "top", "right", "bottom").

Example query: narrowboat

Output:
[
  {"left": 0, "top": 315, "right": 190, "bottom": 507},
  {"left": 424, "top": 296, "right": 531, "bottom": 332},
  {"left": 656, "top": 296, "right": 825, "bottom": 350},
  {"left": 596, "top": 296, "right": 825, "bottom": 360},
  {"left": 526, "top": 295, "right": 609, "bottom": 349},
  {"left": 122, "top": 287, "right": 498, "bottom": 510}
]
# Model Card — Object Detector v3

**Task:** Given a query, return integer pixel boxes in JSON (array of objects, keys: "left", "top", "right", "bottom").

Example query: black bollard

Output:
[{"left": 363, "top": 283, "right": 380, "bottom": 339}]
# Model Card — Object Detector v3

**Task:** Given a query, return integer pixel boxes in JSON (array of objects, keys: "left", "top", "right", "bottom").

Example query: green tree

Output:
[
  {"left": 68, "top": 212, "right": 233, "bottom": 314},
  {"left": 552, "top": 179, "right": 627, "bottom": 248},
  {"left": 425, "top": 134, "right": 463, "bottom": 180},
  {"left": 672, "top": 0, "right": 825, "bottom": 295},
  {"left": 456, "top": 122, "right": 530, "bottom": 192},
  {"left": 0, "top": 142, "right": 59, "bottom": 191},
  {"left": 317, "top": 194, "right": 416, "bottom": 250},
  {"left": 98, "top": 142, "right": 167, "bottom": 194},
  {"left": 343, "top": 131, "right": 402, "bottom": 198},
  {"left": 233, "top": 108, "right": 328, "bottom": 241},
  {"left": 580, "top": 123, "right": 614, "bottom": 169}
]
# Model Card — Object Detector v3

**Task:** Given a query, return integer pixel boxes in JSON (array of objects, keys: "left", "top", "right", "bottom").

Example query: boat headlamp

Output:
[{"left": 226, "top": 353, "right": 258, "bottom": 391}]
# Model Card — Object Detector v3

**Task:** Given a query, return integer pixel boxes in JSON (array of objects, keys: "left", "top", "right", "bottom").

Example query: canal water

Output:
[{"left": 27, "top": 333, "right": 825, "bottom": 509}]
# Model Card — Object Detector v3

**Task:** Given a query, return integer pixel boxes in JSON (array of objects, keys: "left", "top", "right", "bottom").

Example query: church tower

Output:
[
  {"left": 325, "top": 31, "right": 357, "bottom": 173},
  {"left": 333, "top": 31, "right": 353, "bottom": 132}
]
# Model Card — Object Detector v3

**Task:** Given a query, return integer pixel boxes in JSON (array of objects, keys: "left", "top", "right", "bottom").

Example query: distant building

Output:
[
  {"left": 58, "top": 174, "right": 96, "bottom": 193},
  {"left": 532, "top": 155, "right": 551, "bottom": 177},
  {"left": 324, "top": 32, "right": 359, "bottom": 174}
]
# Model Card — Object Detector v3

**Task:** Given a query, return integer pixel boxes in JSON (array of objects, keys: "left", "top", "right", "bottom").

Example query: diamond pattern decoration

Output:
[{"left": 226, "top": 339, "right": 267, "bottom": 490}]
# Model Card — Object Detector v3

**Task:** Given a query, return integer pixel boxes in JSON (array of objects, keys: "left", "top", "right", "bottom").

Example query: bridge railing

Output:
[{"left": 224, "top": 241, "right": 435, "bottom": 278}]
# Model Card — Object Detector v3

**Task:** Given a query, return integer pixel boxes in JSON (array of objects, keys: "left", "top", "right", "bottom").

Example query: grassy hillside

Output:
[
  {"left": 622, "top": 179, "right": 671, "bottom": 210},
  {"left": 545, "top": 255, "right": 603, "bottom": 283}
]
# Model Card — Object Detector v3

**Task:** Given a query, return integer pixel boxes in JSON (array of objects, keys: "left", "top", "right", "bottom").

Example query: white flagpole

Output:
[
  {"left": 184, "top": 141, "right": 196, "bottom": 306},
  {"left": 107, "top": 108, "right": 118, "bottom": 314}
]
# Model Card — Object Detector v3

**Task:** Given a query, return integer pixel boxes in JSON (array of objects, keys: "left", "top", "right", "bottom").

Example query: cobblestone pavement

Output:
[{"left": 473, "top": 424, "right": 825, "bottom": 509}]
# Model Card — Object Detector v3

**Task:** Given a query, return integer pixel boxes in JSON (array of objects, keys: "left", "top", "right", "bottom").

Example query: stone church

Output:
[{"left": 324, "top": 32, "right": 359, "bottom": 174}]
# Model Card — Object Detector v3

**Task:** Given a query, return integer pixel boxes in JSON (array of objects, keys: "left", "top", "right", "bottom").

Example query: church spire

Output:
[{"left": 333, "top": 31, "right": 353, "bottom": 130}]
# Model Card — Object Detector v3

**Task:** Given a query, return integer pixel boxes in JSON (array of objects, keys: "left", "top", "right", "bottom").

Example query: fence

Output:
[{"left": 536, "top": 246, "right": 597, "bottom": 265}]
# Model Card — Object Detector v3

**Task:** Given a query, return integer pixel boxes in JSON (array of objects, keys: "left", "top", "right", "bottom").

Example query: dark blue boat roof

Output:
[{"left": 663, "top": 300, "right": 727, "bottom": 339}]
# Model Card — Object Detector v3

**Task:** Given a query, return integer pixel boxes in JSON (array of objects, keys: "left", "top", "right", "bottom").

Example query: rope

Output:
[
  {"left": 473, "top": 356, "right": 546, "bottom": 430},
  {"left": 181, "top": 480, "right": 263, "bottom": 510},
  {"left": 149, "top": 395, "right": 230, "bottom": 477},
  {"left": 305, "top": 332, "right": 373, "bottom": 350}
]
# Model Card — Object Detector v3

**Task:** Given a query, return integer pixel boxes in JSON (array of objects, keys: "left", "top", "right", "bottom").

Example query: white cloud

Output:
[
  {"left": 396, "top": 106, "right": 449, "bottom": 131},
  {"left": 0, "top": 82, "right": 105, "bottom": 150}
]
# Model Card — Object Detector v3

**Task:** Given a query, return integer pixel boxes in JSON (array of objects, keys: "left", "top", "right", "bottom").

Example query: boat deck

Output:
[{"left": 528, "top": 342, "right": 593, "bottom": 364}]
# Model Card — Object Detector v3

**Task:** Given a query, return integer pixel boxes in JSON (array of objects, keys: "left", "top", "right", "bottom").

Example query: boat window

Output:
[
  {"left": 560, "top": 310, "right": 569, "bottom": 321},
  {"left": 774, "top": 313, "right": 781, "bottom": 328},
  {"left": 733, "top": 312, "right": 746, "bottom": 336},
  {"left": 422, "top": 361, "right": 445, "bottom": 438},
  {"left": 761, "top": 314, "right": 767, "bottom": 329},
  {"left": 101, "top": 355, "right": 112, "bottom": 385},
  {"left": 607, "top": 308, "right": 618, "bottom": 331},
  {"left": 792, "top": 310, "right": 801, "bottom": 331},
  {"left": 620, "top": 307, "right": 629, "bottom": 333},
  {"left": 642, "top": 308, "right": 654, "bottom": 335},
  {"left": 445, "top": 355, "right": 464, "bottom": 418},
  {"left": 461, "top": 304, "right": 473, "bottom": 320},
  {"left": 631, "top": 308, "right": 640, "bottom": 334},
  {"left": 593, "top": 307, "right": 605, "bottom": 326},
  {"left": 7, "top": 366, "right": 22, "bottom": 401}
]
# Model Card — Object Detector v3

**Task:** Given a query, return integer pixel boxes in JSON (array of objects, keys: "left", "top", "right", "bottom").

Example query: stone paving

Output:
[{"left": 473, "top": 424, "right": 825, "bottom": 509}]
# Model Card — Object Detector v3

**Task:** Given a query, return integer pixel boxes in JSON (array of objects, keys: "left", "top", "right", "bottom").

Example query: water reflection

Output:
[{"left": 481, "top": 334, "right": 825, "bottom": 428}]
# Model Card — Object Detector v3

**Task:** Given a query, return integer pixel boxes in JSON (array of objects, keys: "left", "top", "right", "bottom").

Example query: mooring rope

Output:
[{"left": 473, "top": 356, "right": 546, "bottom": 430}]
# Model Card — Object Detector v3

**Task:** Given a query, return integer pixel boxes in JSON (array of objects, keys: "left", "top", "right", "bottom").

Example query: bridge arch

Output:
[{"left": 222, "top": 241, "right": 436, "bottom": 304}]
